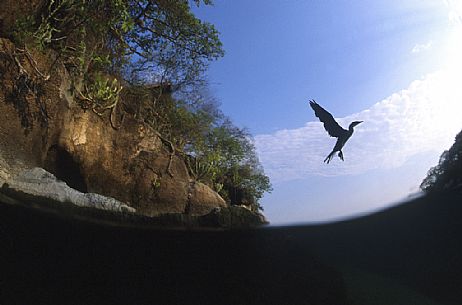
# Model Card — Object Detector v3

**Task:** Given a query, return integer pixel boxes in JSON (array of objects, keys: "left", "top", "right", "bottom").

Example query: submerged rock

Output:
[
  {"left": 1, "top": 167, "right": 135, "bottom": 213},
  {"left": 147, "top": 206, "right": 268, "bottom": 228},
  {"left": 200, "top": 206, "right": 269, "bottom": 228},
  {"left": 0, "top": 168, "right": 267, "bottom": 228}
]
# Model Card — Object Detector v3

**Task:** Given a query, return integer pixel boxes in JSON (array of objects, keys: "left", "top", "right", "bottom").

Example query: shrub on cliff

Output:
[
  {"left": 421, "top": 129, "right": 462, "bottom": 193},
  {"left": 123, "top": 85, "right": 272, "bottom": 211},
  {"left": 8, "top": 0, "right": 272, "bottom": 210},
  {"left": 187, "top": 119, "right": 272, "bottom": 211},
  {"left": 11, "top": 0, "right": 223, "bottom": 87}
]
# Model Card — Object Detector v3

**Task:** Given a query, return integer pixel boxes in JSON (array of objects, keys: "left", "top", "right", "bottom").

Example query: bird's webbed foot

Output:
[
  {"left": 324, "top": 151, "right": 335, "bottom": 164},
  {"left": 338, "top": 151, "right": 344, "bottom": 161}
]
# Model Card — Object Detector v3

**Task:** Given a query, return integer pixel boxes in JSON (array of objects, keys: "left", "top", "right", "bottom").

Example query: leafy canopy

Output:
[
  {"left": 421, "top": 129, "right": 462, "bottom": 193},
  {"left": 13, "top": 0, "right": 223, "bottom": 87},
  {"left": 12, "top": 0, "right": 271, "bottom": 210},
  {"left": 128, "top": 86, "right": 272, "bottom": 211}
]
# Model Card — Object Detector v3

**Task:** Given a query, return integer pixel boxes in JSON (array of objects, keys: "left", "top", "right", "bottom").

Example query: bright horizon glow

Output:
[
  {"left": 255, "top": 68, "right": 462, "bottom": 181},
  {"left": 195, "top": 1, "right": 462, "bottom": 224}
]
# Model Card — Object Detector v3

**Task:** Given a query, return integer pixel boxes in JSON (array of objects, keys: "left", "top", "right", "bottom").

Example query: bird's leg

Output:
[
  {"left": 324, "top": 151, "right": 335, "bottom": 164},
  {"left": 338, "top": 151, "right": 344, "bottom": 161}
]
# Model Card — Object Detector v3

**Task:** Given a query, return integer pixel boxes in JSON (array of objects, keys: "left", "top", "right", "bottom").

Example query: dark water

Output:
[{"left": 1, "top": 192, "right": 462, "bottom": 305}]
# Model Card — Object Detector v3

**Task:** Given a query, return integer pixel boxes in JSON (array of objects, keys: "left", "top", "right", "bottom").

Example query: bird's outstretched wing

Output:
[{"left": 309, "top": 100, "right": 347, "bottom": 138}]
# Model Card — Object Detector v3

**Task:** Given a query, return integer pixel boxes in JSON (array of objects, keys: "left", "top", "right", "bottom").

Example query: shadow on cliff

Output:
[{"left": 1, "top": 191, "right": 462, "bottom": 305}]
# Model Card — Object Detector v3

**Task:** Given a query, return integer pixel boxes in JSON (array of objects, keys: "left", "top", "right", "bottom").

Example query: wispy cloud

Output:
[
  {"left": 411, "top": 41, "right": 432, "bottom": 53},
  {"left": 255, "top": 70, "right": 462, "bottom": 184},
  {"left": 444, "top": 0, "right": 462, "bottom": 25}
]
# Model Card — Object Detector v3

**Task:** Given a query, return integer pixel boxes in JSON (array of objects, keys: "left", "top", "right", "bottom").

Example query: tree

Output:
[
  {"left": 125, "top": 0, "right": 224, "bottom": 88},
  {"left": 421, "top": 129, "right": 462, "bottom": 193},
  {"left": 11, "top": 0, "right": 272, "bottom": 210},
  {"left": 188, "top": 120, "right": 272, "bottom": 211},
  {"left": 12, "top": 0, "right": 223, "bottom": 88}
]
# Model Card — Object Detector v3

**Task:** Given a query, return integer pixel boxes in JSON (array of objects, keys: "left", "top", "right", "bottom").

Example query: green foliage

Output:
[
  {"left": 11, "top": 16, "right": 36, "bottom": 46},
  {"left": 78, "top": 73, "right": 123, "bottom": 115},
  {"left": 130, "top": 86, "right": 272, "bottom": 211},
  {"left": 151, "top": 176, "right": 161, "bottom": 189},
  {"left": 33, "top": 0, "right": 70, "bottom": 49},
  {"left": 187, "top": 155, "right": 214, "bottom": 181},
  {"left": 188, "top": 120, "right": 272, "bottom": 211},
  {"left": 421, "top": 130, "right": 462, "bottom": 193},
  {"left": 125, "top": 0, "right": 224, "bottom": 87},
  {"left": 11, "top": 0, "right": 223, "bottom": 105},
  {"left": 10, "top": 0, "right": 270, "bottom": 210}
]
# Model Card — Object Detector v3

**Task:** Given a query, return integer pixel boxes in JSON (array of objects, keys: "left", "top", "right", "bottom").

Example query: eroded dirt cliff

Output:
[{"left": 0, "top": 35, "right": 226, "bottom": 217}]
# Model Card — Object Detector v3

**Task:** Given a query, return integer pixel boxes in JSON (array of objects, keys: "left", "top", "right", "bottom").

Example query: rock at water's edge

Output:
[
  {"left": 200, "top": 206, "right": 269, "bottom": 227},
  {"left": 1, "top": 167, "right": 135, "bottom": 213},
  {"left": 0, "top": 35, "right": 227, "bottom": 217}
]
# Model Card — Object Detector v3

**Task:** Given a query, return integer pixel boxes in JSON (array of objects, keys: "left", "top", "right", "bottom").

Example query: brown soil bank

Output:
[
  {"left": 1, "top": 191, "right": 462, "bottom": 305},
  {"left": 0, "top": 35, "right": 226, "bottom": 217}
]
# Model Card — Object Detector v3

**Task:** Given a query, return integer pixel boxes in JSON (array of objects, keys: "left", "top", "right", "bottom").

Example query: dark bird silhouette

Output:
[{"left": 309, "top": 100, "right": 362, "bottom": 164}]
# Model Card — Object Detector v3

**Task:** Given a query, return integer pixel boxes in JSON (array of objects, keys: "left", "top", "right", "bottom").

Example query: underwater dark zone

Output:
[{"left": 1, "top": 190, "right": 462, "bottom": 305}]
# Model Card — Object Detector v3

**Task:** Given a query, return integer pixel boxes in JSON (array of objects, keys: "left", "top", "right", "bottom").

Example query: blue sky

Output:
[{"left": 194, "top": 0, "right": 462, "bottom": 224}]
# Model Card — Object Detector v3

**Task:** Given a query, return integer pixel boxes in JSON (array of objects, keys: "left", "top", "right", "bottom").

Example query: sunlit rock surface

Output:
[
  {"left": 1, "top": 168, "right": 135, "bottom": 213},
  {"left": 0, "top": 35, "right": 226, "bottom": 217}
]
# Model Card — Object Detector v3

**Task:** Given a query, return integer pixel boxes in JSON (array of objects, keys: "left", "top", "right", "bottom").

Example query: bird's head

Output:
[{"left": 349, "top": 121, "right": 363, "bottom": 129}]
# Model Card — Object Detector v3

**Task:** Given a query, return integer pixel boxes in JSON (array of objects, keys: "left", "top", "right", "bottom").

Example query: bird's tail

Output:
[
  {"left": 338, "top": 151, "right": 344, "bottom": 161},
  {"left": 324, "top": 151, "right": 335, "bottom": 164}
]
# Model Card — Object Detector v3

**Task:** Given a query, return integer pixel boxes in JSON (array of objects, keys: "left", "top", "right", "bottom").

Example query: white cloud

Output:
[
  {"left": 444, "top": 0, "right": 462, "bottom": 25},
  {"left": 411, "top": 41, "right": 432, "bottom": 53},
  {"left": 255, "top": 69, "right": 462, "bottom": 184}
]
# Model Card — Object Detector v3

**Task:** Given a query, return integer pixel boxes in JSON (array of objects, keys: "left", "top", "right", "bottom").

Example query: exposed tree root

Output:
[
  {"left": 157, "top": 134, "right": 176, "bottom": 178},
  {"left": 16, "top": 47, "right": 50, "bottom": 81}
]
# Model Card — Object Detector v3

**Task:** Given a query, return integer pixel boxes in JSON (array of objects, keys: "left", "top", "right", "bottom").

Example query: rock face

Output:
[
  {"left": 201, "top": 206, "right": 269, "bottom": 228},
  {"left": 0, "top": 0, "right": 43, "bottom": 38},
  {"left": 0, "top": 33, "right": 227, "bottom": 217},
  {"left": 187, "top": 182, "right": 229, "bottom": 215},
  {"left": 2, "top": 167, "right": 135, "bottom": 213}
]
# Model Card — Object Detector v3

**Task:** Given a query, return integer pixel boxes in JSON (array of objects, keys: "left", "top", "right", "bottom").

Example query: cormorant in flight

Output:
[{"left": 309, "top": 100, "right": 362, "bottom": 164}]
